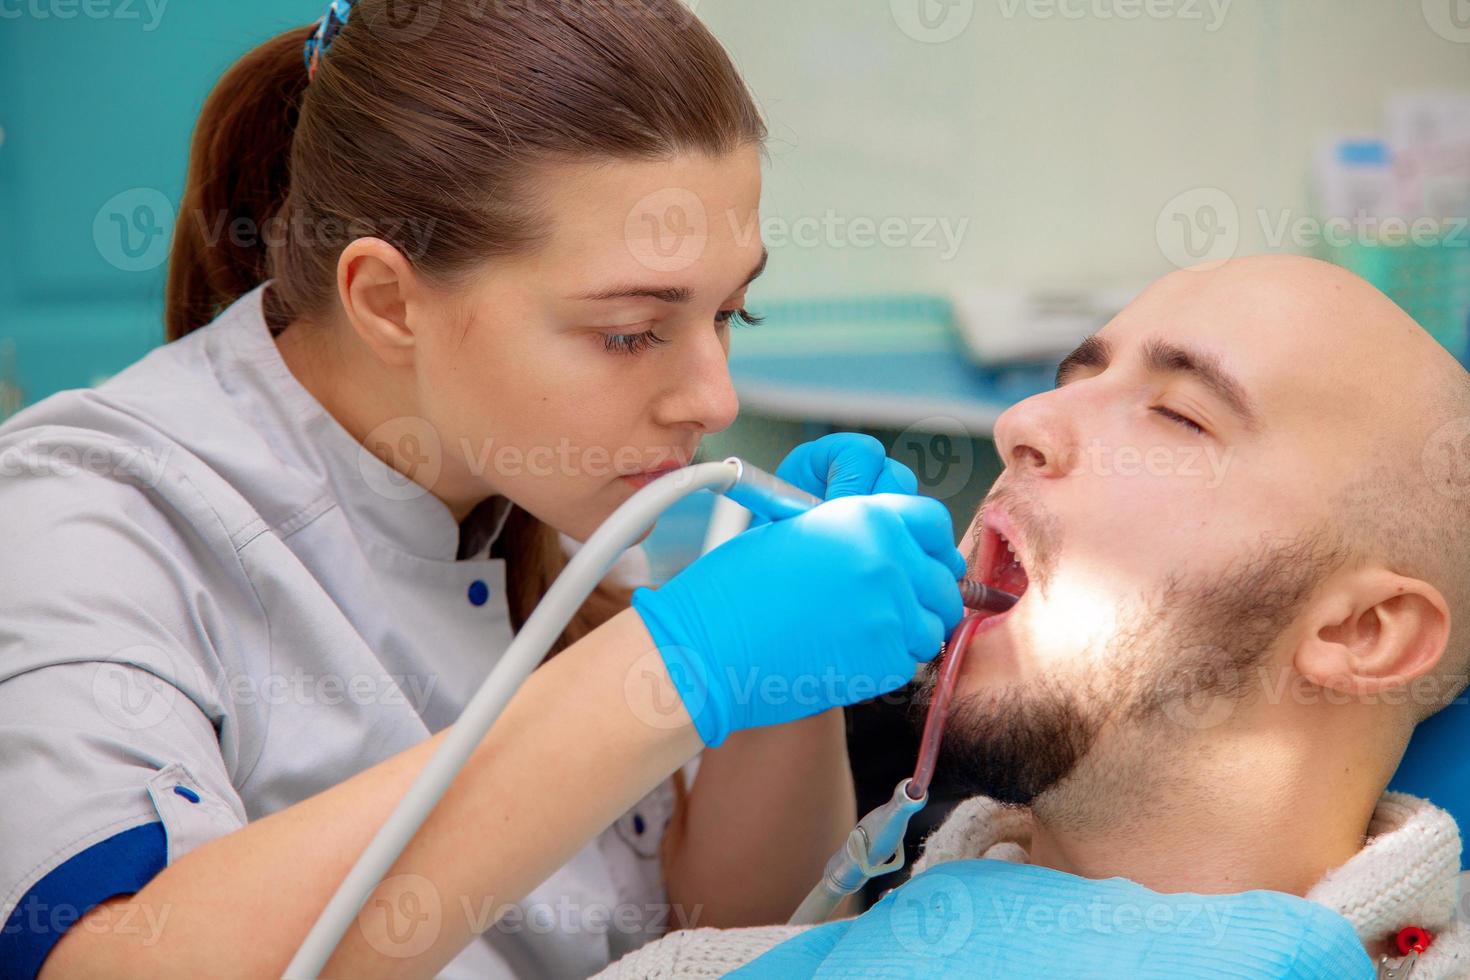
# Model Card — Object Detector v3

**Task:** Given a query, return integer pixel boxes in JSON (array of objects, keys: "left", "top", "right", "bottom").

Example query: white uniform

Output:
[{"left": 0, "top": 284, "right": 687, "bottom": 980}]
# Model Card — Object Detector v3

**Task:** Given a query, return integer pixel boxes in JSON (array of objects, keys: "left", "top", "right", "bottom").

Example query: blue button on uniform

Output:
[
  {"left": 467, "top": 580, "right": 490, "bottom": 607},
  {"left": 174, "top": 785, "right": 201, "bottom": 804}
]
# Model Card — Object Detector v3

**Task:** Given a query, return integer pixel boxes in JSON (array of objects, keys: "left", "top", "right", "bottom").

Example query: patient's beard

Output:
[{"left": 911, "top": 527, "right": 1344, "bottom": 809}]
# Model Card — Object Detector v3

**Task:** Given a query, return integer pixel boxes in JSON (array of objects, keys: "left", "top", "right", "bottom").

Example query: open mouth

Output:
[{"left": 977, "top": 515, "right": 1031, "bottom": 610}]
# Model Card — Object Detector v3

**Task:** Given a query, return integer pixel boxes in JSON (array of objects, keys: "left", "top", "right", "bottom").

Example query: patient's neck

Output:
[{"left": 1024, "top": 706, "right": 1385, "bottom": 897}]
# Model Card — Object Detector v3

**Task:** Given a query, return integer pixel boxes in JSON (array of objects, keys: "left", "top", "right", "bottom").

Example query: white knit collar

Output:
[
  {"left": 911, "top": 791, "right": 1467, "bottom": 972},
  {"left": 1306, "top": 792, "right": 1461, "bottom": 940}
]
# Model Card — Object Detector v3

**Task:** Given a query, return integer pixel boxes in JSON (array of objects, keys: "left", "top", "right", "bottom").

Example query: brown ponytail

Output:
[{"left": 165, "top": 26, "right": 313, "bottom": 343}]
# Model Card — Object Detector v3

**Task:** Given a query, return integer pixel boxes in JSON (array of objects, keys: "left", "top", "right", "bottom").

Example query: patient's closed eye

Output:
[{"left": 1152, "top": 405, "right": 1205, "bottom": 434}]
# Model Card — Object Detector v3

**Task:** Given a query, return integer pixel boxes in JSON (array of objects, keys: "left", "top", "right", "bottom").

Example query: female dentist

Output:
[{"left": 0, "top": 2, "right": 966, "bottom": 979}]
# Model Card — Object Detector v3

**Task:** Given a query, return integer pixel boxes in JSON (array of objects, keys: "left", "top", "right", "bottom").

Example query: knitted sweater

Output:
[{"left": 592, "top": 791, "right": 1468, "bottom": 978}]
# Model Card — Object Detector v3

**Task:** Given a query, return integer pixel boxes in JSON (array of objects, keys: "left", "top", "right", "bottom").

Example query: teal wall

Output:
[{"left": 0, "top": 3, "right": 313, "bottom": 405}]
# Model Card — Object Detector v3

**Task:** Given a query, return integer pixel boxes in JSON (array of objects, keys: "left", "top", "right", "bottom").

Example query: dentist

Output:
[{"left": 0, "top": 2, "right": 963, "bottom": 979}]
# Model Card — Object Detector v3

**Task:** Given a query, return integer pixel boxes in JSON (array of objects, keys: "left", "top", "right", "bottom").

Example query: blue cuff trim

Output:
[{"left": 0, "top": 821, "right": 167, "bottom": 980}]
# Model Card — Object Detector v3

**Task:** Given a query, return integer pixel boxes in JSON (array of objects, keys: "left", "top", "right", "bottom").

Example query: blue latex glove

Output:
[
  {"left": 777, "top": 432, "right": 919, "bottom": 499},
  {"left": 750, "top": 433, "right": 920, "bottom": 529},
  {"left": 731, "top": 861, "right": 1374, "bottom": 979},
  {"left": 631, "top": 493, "right": 966, "bottom": 747}
]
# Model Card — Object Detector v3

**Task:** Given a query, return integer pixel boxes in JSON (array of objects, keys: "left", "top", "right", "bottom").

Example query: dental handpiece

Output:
[
  {"left": 718, "top": 457, "right": 1021, "bottom": 615},
  {"left": 959, "top": 579, "right": 1020, "bottom": 614}
]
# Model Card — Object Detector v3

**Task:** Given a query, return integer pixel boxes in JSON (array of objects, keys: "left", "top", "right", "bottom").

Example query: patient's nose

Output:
[{"left": 993, "top": 390, "right": 1076, "bottom": 478}]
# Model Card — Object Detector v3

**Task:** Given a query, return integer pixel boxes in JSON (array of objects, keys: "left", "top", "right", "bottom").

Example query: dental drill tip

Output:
[{"left": 959, "top": 578, "right": 1020, "bottom": 613}]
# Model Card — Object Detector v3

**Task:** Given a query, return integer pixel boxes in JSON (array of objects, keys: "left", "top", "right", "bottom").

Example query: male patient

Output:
[{"left": 599, "top": 255, "right": 1470, "bottom": 976}]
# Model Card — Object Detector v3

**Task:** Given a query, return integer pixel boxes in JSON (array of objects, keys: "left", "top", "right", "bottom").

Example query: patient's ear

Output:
[{"left": 1295, "top": 567, "right": 1450, "bottom": 698}]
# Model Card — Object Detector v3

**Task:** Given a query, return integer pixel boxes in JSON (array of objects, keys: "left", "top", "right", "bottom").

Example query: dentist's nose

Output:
[{"left": 655, "top": 329, "right": 740, "bottom": 434}]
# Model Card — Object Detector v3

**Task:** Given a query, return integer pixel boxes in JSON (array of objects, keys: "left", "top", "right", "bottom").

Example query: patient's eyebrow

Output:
[
  {"left": 1055, "top": 334, "right": 1262, "bottom": 432},
  {"left": 1143, "top": 338, "right": 1261, "bottom": 431},
  {"left": 1055, "top": 334, "right": 1111, "bottom": 387}
]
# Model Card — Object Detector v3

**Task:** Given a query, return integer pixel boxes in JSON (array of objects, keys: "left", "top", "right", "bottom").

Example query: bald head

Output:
[
  {"left": 1144, "top": 257, "right": 1470, "bottom": 719},
  {"left": 1133, "top": 256, "right": 1462, "bottom": 444}
]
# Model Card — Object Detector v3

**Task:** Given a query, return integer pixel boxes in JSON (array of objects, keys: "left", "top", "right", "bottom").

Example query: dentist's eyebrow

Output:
[
  {"left": 573, "top": 249, "right": 769, "bottom": 303},
  {"left": 1055, "top": 334, "right": 1262, "bottom": 432}
]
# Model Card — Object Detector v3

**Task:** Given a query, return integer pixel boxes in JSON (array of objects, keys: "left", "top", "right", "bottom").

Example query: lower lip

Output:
[
  {"left": 621, "top": 469, "right": 680, "bottom": 489},
  {"left": 971, "top": 597, "right": 1019, "bottom": 633},
  {"left": 956, "top": 602, "right": 1022, "bottom": 676}
]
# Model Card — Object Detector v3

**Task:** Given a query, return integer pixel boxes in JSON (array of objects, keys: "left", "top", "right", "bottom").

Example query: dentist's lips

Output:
[{"left": 620, "top": 462, "right": 687, "bottom": 488}]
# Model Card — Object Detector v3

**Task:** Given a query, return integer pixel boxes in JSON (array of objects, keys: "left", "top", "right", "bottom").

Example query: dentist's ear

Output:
[
  {"left": 336, "top": 238, "right": 422, "bottom": 368},
  {"left": 1294, "top": 567, "right": 1450, "bottom": 701}
]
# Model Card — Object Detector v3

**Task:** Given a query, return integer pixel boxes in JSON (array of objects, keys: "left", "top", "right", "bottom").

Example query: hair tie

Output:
[{"left": 304, "top": 0, "right": 356, "bottom": 82}]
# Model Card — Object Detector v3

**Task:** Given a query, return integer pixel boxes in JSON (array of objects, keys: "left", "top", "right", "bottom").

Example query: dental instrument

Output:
[
  {"left": 959, "top": 579, "right": 1020, "bottom": 615},
  {"left": 718, "top": 477, "right": 1020, "bottom": 926},
  {"left": 721, "top": 463, "right": 1019, "bottom": 616},
  {"left": 786, "top": 611, "right": 995, "bottom": 926}
]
